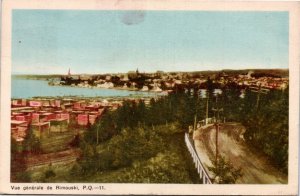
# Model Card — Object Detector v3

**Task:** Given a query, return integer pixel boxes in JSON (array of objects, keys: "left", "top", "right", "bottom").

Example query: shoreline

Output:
[
  {"left": 12, "top": 78, "right": 166, "bottom": 100},
  {"left": 49, "top": 81, "right": 165, "bottom": 93},
  {"left": 15, "top": 77, "right": 165, "bottom": 93},
  {"left": 11, "top": 94, "right": 162, "bottom": 100},
  {"left": 11, "top": 92, "right": 165, "bottom": 100}
]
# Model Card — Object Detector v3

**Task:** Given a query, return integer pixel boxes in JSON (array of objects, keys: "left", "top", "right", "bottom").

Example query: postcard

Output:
[{"left": 0, "top": 0, "right": 299, "bottom": 195}]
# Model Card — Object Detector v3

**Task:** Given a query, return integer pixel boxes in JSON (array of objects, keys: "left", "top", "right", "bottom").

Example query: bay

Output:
[{"left": 12, "top": 78, "right": 158, "bottom": 99}]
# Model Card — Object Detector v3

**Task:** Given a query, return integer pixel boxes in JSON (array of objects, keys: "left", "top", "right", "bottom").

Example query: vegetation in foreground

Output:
[
  {"left": 14, "top": 124, "right": 201, "bottom": 183},
  {"left": 72, "top": 84, "right": 287, "bottom": 182},
  {"left": 208, "top": 156, "right": 242, "bottom": 184}
]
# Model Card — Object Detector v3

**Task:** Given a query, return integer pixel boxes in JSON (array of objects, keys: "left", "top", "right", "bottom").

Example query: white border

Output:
[{"left": 1, "top": 0, "right": 299, "bottom": 195}]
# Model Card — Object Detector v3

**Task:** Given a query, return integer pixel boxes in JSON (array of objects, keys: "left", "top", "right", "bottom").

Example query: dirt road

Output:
[{"left": 193, "top": 122, "right": 287, "bottom": 184}]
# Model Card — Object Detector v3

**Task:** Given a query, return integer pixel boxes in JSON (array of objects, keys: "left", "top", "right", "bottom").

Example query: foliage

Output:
[
  {"left": 69, "top": 132, "right": 201, "bottom": 183},
  {"left": 106, "top": 152, "right": 194, "bottom": 183},
  {"left": 207, "top": 87, "right": 288, "bottom": 173},
  {"left": 152, "top": 122, "right": 182, "bottom": 135},
  {"left": 208, "top": 156, "right": 242, "bottom": 184},
  {"left": 84, "top": 95, "right": 191, "bottom": 146},
  {"left": 77, "top": 126, "right": 163, "bottom": 175},
  {"left": 11, "top": 138, "right": 20, "bottom": 154},
  {"left": 69, "top": 162, "right": 83, "bottom": 177},
  {"left": 69, "top": 133, "right": 81, "bottom": 148},
  {"left": 239, "top": 89, "right": 288, "bottom": 173},
  {"left": 84, "top": 111, "right": 118, "bottom": 144},
  {"left": 44, "top": 168, "right": 56, "bottom": 179},
  {"left": 15, "top": 171, "right": 31, "bottom": 182},
  {"left": 78, "top": 84, "right": 288, "bottom": 181},
  {"left": 22, "top": 127, "right": 42, "bottom": 154}
]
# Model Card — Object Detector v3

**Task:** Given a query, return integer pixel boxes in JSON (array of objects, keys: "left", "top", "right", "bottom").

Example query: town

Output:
[{"left": 51, "top": 69, "right": 288, "bottom": 91}]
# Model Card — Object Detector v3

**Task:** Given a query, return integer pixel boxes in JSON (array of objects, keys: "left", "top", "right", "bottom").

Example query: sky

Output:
[{"left": 12, "top": 10, "right": 288, "bottom": 74}]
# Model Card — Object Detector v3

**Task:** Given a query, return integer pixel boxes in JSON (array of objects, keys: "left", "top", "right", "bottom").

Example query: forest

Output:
[{"left": 76, "top": 82, "right": 288, "bottom": 179}]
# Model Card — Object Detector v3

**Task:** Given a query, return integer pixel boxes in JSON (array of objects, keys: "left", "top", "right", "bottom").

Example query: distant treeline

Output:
[{"left": 12, "top": 68, "right": 289, "bottom": 80}]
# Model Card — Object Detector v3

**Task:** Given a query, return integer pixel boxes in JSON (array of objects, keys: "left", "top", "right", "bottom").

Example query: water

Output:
[{"left": 12, "top": 78, "right": 159, "bottom": 99}]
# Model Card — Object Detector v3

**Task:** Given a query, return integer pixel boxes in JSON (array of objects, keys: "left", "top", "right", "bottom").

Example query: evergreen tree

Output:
[
  {"left": 208, "top": 156, "right": 242, "bottom": 184},
  {"left": 23, "top": 127, "right": 41, "bottom": 154}
]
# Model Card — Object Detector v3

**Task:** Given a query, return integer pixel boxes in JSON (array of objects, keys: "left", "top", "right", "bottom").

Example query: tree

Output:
[
  {"left": 44, "top": 164, "right": 56, "bottom": 179},
  {"left": 237, "top": 88, "right": 288, "bottom": 173},
  {"left": 69, "top": 133, "right": 81, "bottom": 147},
  {"left": 136, "top": 100, "right": 147, "bottom": 125},
  {"left": 85, "top": 111, "right": 117, "bottom": 145},
  {"left": 208, "top": 156, "right": 242, "bottom": 184},
  {"left": 23, "top": 127, "right": 41, "bottom": 154},
  {"left": 15, "top": 171, "right": 31, "bottom": 182}
]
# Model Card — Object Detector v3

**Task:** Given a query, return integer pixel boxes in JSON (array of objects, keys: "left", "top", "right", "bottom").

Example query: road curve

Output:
[{"left": 193, "top": 122, "right": 287, "bottom": 184}]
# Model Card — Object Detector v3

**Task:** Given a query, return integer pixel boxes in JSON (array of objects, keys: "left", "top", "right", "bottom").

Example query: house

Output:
[
  {"left": 77, "top": 114, "right": 88, "bottom": 126},
  {"left": 141, "top": 85, "right": 149, "bottom": 91},
  {"left": 89, "top": 115, "right": 97, "bottom": 125},
  {"left": 12, "top": 99, "right": 27, "bottom": 107},
  {"left": 29, "top": 100, "right": 42, "bottom": 107}
]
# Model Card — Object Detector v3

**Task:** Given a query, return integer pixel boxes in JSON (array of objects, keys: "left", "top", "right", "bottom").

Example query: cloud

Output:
[{"left": 119, "top": 11, "right": 146, "bottom": 26}]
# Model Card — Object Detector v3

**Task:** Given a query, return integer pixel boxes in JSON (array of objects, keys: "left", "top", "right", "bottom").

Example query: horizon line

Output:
[{"left": 11, "top": 68, "right": 289, "bottom": 76}]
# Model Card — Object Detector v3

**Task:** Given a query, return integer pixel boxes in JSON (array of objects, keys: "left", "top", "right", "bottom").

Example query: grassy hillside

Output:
[{"left": 25, "top": 127, "right": 202, "bottom": 183}]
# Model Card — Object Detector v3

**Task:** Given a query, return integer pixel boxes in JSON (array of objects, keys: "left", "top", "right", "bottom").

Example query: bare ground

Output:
[{"left": 193, "top": 122, "right": 288, "bottom": 184}]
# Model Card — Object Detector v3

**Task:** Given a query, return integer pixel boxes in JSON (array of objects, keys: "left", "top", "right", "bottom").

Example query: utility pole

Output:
[
  {"left": 206, "top": 93, "right": 209, "bottom": 124},
  {"left": 212, "top": 107, "right": 223, "bottom": 165},
  {"left": 212, "top": 96, "right": 223, "bottom": 123},
  {"left": 250, "top": 85, "right": 268, "bottom": 110},
  {"left": 249, "top": 85, "right": 268, "bottom": 142},
  {"left": 215, "top": 123, "right": 219, "bottom": 167},
  {"left": 96, "top": 123, "right": 100, "bottom": 145},
  {"left": 96, "top": 129, "right": 99, "bottom": 145},
  {"left": 193, "top": 115, "right": 197, "bottom": 131},
  {"left": 194, "top": 89, "right": 200, "bottom": 131},
  {"left": 212, "top": 94, "right": 223, "bottom": 166}
]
